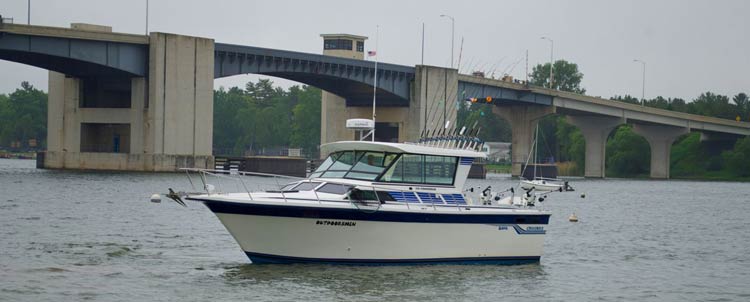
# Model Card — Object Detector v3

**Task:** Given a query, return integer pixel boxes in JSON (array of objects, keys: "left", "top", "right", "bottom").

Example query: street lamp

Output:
[
  {"left": 634, "top": 59, "right": 646, "bottom": 106},
  {"left": 440, "top": 14, "right": 455, "bottom": 69},
  {"left": 540, "top": 37, "right": 554, "bottom": 89}
]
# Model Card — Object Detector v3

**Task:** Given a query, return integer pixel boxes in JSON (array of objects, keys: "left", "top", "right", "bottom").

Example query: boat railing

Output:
[
  {"left": 180, "top": 168, "right": 529, "bottom": 212},
  {"left": 523, "top": 176, "right": 564, "bottom": 182}
]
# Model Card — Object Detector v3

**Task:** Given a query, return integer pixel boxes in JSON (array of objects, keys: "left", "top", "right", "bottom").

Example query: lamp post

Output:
[
  {"left": 440, "top": 14, "right": 455, "bottom": 69},
  {"left": 634, "top": 59, "right": 646, "bottom": 106},
  {"left": 540, "top": 37, "right": 554, "bottom": 89},
  {"left": 145, "top": 0, "right": 149, "bottom": 35},
  {"left": 27, "top": 0, "right": 30, "bottom": 25}
]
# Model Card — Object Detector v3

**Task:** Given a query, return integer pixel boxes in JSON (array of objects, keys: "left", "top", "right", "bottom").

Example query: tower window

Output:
[
  {"left": 356, "top": 41, "right": 364, "bottom": 52},
  {"left": 324, "top": 39, "right": 353, "bottom": 50}
]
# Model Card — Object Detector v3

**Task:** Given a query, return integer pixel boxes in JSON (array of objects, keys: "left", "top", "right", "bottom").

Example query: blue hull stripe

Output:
[
  {"left": 245, "top": 251, "right": 540, "bottom": 265},
  {"left": 189, "top": 198, "right": 550, "bottom": 225}
]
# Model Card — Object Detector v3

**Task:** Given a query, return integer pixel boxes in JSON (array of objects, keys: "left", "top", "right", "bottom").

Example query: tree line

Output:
[{"left": 213, "top": 79, "right": 321, "bottom": 158}]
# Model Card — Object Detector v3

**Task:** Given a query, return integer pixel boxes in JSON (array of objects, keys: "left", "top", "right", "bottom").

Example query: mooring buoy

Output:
[
  {"left": 568, "top": 213, "right": 579, "bottom": 222},
  {"left": 150, "top": 193, "right": 161, "bottom": 203}
]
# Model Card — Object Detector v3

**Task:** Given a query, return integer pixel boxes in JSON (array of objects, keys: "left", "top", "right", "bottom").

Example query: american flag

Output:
[{"left": 367, "top": 50, "right": 377, "bottom": 57}]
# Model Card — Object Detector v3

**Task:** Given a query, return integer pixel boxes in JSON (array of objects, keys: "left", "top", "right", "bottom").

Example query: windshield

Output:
[
  {"left": 311, "top": 151, "right": 395, "bottom": 180},
  {"left": 311, "top": 151, "right": 458, "bottom": 185}
]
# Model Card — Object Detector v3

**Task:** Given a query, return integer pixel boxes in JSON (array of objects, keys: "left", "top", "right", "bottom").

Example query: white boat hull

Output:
[
  {"left": 200, "top": 199, "right": 549, "bottom": 264},
  {"left": 520, "top": 179, "right": 563, "bottom": 192}
]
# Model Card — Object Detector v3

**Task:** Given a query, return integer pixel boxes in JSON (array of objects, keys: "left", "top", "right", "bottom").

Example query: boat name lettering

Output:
[
  {"left": 498, "top": 226, "right": 509, "bottom": 230},
  {"left": 316, "top": 220, "right": 357, "bottom": 227},
  {"left": 416, "top": 187, "right": 437, "bottom": 191},
  {"left": 527, "top": 226, "right": 544, "bottom": 231}
]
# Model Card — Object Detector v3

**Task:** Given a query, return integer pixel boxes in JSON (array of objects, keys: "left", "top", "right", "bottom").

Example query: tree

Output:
[
  {"left": 457, "top": 101, "right": 511, "bottom": 143},
  {"left": 611, "top": 95, "right": 641, "bottom": 105},
  {"left": 606, "top": 125, "right": 650, "bottom": 177},
  {"left": 722, "top": 137, "right": 750, "bottom": 177},
  {"left": 290, "top": 85, "right": 322, "bottom": 157},
  {"left": 0, "top": 82, "right": 47, "bottom": 148},
  {"left": 212, "top": 80, "right": 323, "bottom": 158},
  {"left": 733, "top": 93, "right": 749, "bottom": 121},
  {"left": 529, "top": 60, "right": 586, "bottom": 94},
  {"left": 687, "top": 92, "right": 736, "bottom": 120},
  {"left": 527, "top": 60, "right": 588, "bottom": 171}
]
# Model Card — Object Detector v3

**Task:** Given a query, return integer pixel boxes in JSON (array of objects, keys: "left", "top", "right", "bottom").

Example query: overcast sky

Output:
[{"left": 1, "top": 0, "right": 748, "bottom": 101}]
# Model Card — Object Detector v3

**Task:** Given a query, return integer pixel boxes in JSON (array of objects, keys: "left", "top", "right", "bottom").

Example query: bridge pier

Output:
[
  {"left": 493, "top": 105, "right": 555, "bottom": 177},
  {"left": 566, "top": 116, "right": 624, "bottom": 178},
  {"left": 318, "top": 35, "right": 450, "bottom": 147},
  {"left": 632, "top": 124, "right": 689, "bottom": 179},
  {"left": 43, "top": 25, "right": 215, "bottom": 171}
]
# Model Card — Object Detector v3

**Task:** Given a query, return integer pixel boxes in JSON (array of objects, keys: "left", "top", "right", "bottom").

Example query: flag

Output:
[{"left": 367, "top": 50, "right": 377, "bottom": 57}]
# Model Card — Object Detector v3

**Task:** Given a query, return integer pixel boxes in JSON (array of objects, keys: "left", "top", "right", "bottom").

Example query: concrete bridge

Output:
[{"left": 1, "top": 22, "right": 748, "bottom": 177}]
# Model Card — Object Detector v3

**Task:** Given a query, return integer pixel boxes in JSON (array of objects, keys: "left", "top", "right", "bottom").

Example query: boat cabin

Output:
[{"left": 314, "top": 141, "right": 485, "bottom": 190}]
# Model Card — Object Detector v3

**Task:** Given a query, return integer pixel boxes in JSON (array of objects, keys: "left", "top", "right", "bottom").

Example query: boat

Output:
[
  {"left": 519, "top": 125, "right": 573, "bottom": 192},
  {"left": 163, "top": 39, "right": 552, "bottom": 264},
  {"left": 173, "top": 134, "right": 553, "bottom": 265}
]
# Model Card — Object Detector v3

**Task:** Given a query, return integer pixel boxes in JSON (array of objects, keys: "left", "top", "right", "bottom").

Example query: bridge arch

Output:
[
  {"left": 213, "top": 44, "right": 414, "bottom": 106},
  {"left": 0, "top": 25, "right": 148, "bottom": 77}
]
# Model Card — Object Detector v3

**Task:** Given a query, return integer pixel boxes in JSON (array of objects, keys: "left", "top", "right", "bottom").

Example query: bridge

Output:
[{"left": 0, "top": 22, "right": 747, "bottom": 178}]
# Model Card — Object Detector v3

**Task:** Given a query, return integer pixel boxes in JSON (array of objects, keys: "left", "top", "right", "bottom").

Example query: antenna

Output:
[
  {"left": 371, "top": 25, "right": 379, "bottom": 142},
  {"left": 525, "top": 49, "right": 529, "bottom": 85},
  {"left": 421, "top": 23, "right": 425, "bottom": 65},
  {"left": 457, "top": 36, "right": 464, "bottom": 72}
]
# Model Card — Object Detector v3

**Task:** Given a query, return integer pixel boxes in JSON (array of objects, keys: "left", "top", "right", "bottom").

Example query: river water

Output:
[{"left": 1, "top": 158, "right": 749, "bottom": 301}]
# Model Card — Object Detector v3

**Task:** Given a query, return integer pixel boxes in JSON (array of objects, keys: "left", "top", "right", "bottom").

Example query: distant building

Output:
[{"left": 481, "top": 142, "right": 511, "bottom": 163}]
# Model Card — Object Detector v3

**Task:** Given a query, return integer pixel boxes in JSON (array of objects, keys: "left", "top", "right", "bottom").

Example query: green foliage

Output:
[
  {"left": 733, "top": 93, "right": 749, "bottom": 121},
  {"left": 722, "top": 137, "right": 750, "bottom": 177},
  {"left": 687, "top": 92, "right": 737, "bottom": 120},
  {"left": 0, "top": 81, "right": 48, "bottom": 148},
  {"left": 670, "top": 133, "right": 711, "bottom": 176},
  {"left": 605, "top": 125, "right": 650, "bottom": 177},
  {"left": 529, "top": 60, "right": 586, "bottom": 93},
  {"left": 555, "top": 117, "right": 585, "bottom": 174},
  {"left": 456, "top": 100, "right": 511, "bottom": 142},
  {"left": 611, "top": 95, "right": 641, "bottom": 105},
  {"left": 212, "top": 80, "right": 321, "bottom": 158}
]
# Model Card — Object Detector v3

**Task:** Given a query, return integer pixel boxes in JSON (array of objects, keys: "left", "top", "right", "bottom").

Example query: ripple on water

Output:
[{"left": 2, "top": 159, "right": 750, "bottom": 301}]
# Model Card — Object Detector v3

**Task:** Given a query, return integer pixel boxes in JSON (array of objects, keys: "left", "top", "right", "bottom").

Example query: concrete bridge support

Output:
[
  {"left": 632, "top": 124, "right": 689, "bottom": 179},
  {"left": 566, "top": 116, "right": 624, "bottom": 178},
  {"left": 493, "top": 105, "right": 555, "bottom": 176},
  {"left": 43, "top": 25, "right": 215, "bottom": 171},
  {"left": 320, "top": 64, "right": 456, "bottom": 148}
]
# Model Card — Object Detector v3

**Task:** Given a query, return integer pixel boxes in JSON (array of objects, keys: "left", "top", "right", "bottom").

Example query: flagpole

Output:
[{"left": 372, "top": 25, "right": 379, "bottom": 142}]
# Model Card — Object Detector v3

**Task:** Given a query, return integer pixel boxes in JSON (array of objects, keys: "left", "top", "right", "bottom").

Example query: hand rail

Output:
[{"left": 181, "top": 168, "right": 546, "bottom": 212}]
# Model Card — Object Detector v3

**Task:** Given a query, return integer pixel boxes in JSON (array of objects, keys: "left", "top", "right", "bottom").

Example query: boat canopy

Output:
[
  {"left": 314, "top": 141, "right": 482, "bottom": 185},
  {"left": 321, "top": 141, "right": 487, "bottom": 159}
]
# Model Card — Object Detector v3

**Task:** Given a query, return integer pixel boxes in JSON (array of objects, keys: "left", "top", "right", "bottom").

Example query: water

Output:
[{"left": 1, "top": 158, "right": 749, "bottom": 301}]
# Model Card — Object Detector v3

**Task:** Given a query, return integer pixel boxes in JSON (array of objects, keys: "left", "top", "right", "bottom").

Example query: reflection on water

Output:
[{"left": 1, "top": 158, "right": 750, "bottom": 301}]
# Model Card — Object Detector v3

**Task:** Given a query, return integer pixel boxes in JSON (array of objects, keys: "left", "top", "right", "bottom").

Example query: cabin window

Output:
[
  {"left": 313, "top": 151, "right": 457, "bottom": 185},
  {"left": 345, "top": 151, "right": 388, "bottom": 180},
  {"left": 316, "top": 183, "right": 352, "bottom": 195},
  {"left": 280, "top": 182, "right": 299, "bottom": 191},
  {"left": 314, "top": 156, "right": 335, "bottom": 173},
  {"left": 380, "top": 154, "right": 457, "bottom": 185},
  {"left": 329, "top": 151, "right": 356, "bottom": 171},
  {"left": 424, "top": 156, "right": 457, "bottom": 185},
  {"left": 293, "top": 182, "right": 322, "bottom": 191},
  {"left": 383, "top": 154, "right": 423, "bottom": 183}
]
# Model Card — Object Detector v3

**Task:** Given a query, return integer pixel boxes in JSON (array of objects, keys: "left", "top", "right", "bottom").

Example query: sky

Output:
[{"left": 1, "top": 0, "right": 748, "bottom": 101}]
